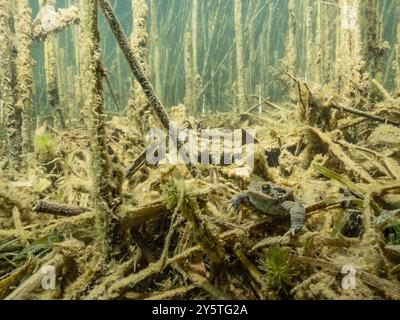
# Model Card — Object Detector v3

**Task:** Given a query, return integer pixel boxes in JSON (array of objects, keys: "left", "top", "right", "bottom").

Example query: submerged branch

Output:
[
  {"left": 32, "top": 6, "right": 80, "bottom": 41},
  {"left": 328, "top": 102, "right": 400, "bottom": 128},
  {"left": 98, "top": 0, "right": 196, "bottom": 177},
  {"left": 33, "top": 200, "right": 91, "bottom": 217}
]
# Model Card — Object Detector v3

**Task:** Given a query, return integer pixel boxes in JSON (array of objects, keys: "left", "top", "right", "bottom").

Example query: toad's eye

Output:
[{"left": 262, "top": 185, "right": 271, "bottom": 194}]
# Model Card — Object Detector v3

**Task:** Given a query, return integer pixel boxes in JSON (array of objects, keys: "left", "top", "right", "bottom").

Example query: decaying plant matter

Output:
[
  {"left": 0, "top": 0, "right": 400, "bottom": 301},
  {"left": 1, "top": 83, "right": 399, "bottom": 299},
  {"left": 0, "top": 0, "right": 22, "bottom": 173},
  {"left": 32, "top": 5, "right": 80, "bottom": 41}
]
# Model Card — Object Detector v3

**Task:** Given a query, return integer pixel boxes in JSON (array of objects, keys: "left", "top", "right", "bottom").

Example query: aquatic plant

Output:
[
  {"left": 234, "top": 0, "right": 246, "bottom": 113},
  {"left": 161, "top": 178, "right": 181, "bottom": 210},
  {"left": 15, "top": 0, "right": 34, "bottom": 154},
  {"left": 34, "top": 133, "right": 59, "bottom": 163},
  {"left": 258, "top": 247, "right": 299, "bottom": 294},
  {"left": 40, "top": 0, "right": 66, "bottom": 129},
  {"left": 161, "top": 177, "right": 226, "bottom": 265},
  {"left": 0, "top": 0, "right": 22, "bottom": 172},
  {"left": 128, "top": 0, "right": 150, "bottom": 118}
]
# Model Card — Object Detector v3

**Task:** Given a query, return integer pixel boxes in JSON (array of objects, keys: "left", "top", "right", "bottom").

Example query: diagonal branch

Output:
[
  {"left": 32, "top": 6, "right": 80, "bottom": 41},
  {"left": 99, "top": 0, "right": 196, "bottom": 177}
]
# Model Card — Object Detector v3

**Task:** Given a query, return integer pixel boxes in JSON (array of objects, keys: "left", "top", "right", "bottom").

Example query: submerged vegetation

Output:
[
  {"left": 0, "top": 0, "right": 400, "bottom": 300},
  {"left": 258, "top": 247, "right": 299, "bottom": 296},
  {"left": 34, "top": 134, "right": 59, "bottom": 161}
]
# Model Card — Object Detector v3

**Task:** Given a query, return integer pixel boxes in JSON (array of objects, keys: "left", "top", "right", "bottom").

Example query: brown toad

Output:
[{"left": 229, "top": 181, "right": 306, "bottom": 236}]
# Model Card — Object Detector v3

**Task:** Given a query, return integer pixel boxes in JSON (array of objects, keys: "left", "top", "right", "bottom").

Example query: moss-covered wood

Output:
[
  {"left": 0, "top": 0, "right": 22, "bottom": 172},
  {"left": 87, "top": 0, "right": 122, "bottom": 259},
  {"left": 15, "top": 0, "right": 34, "bottom": 154}
]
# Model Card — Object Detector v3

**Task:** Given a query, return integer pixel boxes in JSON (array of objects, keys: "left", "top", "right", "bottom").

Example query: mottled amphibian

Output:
[{"left": 229, "top": 181, "right": 306, "bottom": 236}]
